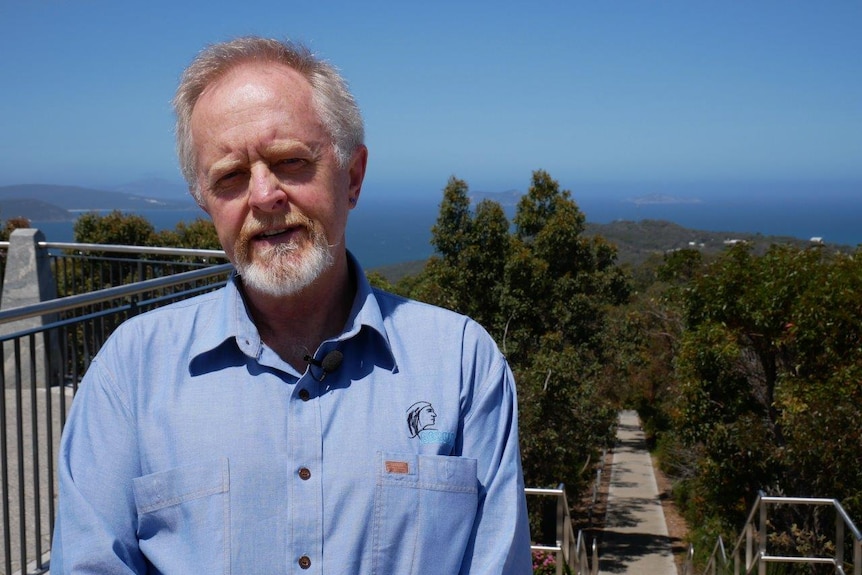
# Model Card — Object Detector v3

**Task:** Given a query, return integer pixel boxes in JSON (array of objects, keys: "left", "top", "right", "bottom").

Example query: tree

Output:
[
  {"left": 504, "top": 171, "right": 629, "bottom": 491},
  {"left": 776, "top": 249, "right": 862, "bottom": 515},
  {"left": 412, "top": 177, "right": 511, "bottom": 330},
  {"left": 154, "top": 217, "right": 221, "bottom": 250},
  {"left": 65, "top": 211, "right": 221, "bottom": 294},
  {"left": 403, "top": 170, "right": 631, "bottom": 496},
  {"left": 0, "top": 216, "right": 32, "bottom": 241},
  {"left": 0, "top": 215, "right": 32, "bottom": 282},
  {"left": 658, "top": 242, "right": 862, "bottom": 554}
]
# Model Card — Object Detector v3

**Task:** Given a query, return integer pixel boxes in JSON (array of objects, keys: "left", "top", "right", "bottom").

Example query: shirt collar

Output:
[
  {"left": 189, "top": 251, "right": 396, "bottom": 367},
  {"left": 341, "top": 251, "right": 394, "bottom": 353}
]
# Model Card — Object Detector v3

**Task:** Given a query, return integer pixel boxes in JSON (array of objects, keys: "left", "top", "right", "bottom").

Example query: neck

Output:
[{"left": 240, "top": 255, "right": 355, "bottom": 370}]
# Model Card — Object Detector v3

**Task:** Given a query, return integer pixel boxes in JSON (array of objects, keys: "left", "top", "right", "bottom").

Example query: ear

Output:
[{"left": 346, "top": 145, "right": 368, "bottom": 208}]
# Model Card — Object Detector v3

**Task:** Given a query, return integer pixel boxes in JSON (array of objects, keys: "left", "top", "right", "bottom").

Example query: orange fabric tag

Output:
[{"left": 385, "top": 461, "right": 409, "bottom": 474}]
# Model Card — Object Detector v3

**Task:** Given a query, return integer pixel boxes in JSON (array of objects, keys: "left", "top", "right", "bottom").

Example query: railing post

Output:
[
  {"left": 734, "top": 543, "right": 740, "bottom": 575},
  {"left": 556, "top": 486, "right": 567, "bottom": 575},
  {"left": 854, "top": 536, "right": 860, "bottom": 575},
  {"left": 838, "top": 513, "right": 845, "bottom": 570},
  {"left": 0, "top": 229, "right": 61, "bottom": 389},
  {"left": 557, "top": 487, "right": 565, "bottom": 549},
  {"left": 746, "top": 522, "right": 753, "bottom": 572},
  {"left": 758, "top": 502, "right": 767, "bottom": 575}
]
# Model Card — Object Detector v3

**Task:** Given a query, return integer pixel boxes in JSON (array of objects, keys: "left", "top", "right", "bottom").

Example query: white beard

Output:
[{"left": 233, "top": 215, "right": 335, "bottom": 297}]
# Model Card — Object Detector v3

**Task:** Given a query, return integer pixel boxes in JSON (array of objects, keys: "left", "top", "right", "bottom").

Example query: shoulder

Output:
[
  {"left": 370, "top": 287, "right": 506, "bottom": 373},
  {"left": 97, "top": 287, "right": 225, "bottom": 358},
  {"left": 371, "top": 287, "right": 485, "bottom": 338}
]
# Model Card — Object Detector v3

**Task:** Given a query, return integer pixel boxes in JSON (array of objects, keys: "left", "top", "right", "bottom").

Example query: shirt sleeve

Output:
[
  {"left": 458, "top": 325, "right": 533, "bottom": 574},
  {"left": 51, "top": 347, "right": 148, "bottom": 574}
]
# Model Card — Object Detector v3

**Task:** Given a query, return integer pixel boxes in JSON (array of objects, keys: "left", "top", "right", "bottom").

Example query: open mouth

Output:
[
  {"left": 258, "top": 228, "right": 290, "bottom": 239},
  {"left": 255, "top": 225, "right": 302, "bottom": 241}
]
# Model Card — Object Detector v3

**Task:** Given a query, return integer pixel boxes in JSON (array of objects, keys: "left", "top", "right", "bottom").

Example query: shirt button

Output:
[
  {"left": 299, "top": 389, "right": 310, "bottom": 401},
  {"left": 298, "top": 467, "right": 311, "bottom": 480},
  {"left": 298, "top": 555, "right": 311, "bottom": 569}
]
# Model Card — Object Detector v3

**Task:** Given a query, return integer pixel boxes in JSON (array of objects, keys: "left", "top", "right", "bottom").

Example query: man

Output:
[{"left": 52, "top": 37, "right": 532, "bottom": 573}]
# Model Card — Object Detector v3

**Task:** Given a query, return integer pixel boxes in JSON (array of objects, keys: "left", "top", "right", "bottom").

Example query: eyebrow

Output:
[
  {"left": 204, "top": 140, "right": 328, "bottom": 183},
  {"left": 207, "top": 157, "right": 243, "bottom": 180},
  {"left": 263, "top": 140, "right": 326, "bottom": 161}
]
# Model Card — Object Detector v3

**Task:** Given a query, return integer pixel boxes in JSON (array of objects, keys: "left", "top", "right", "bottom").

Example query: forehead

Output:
[{"left": 191, "top": 61, "right": 319, "bottom": 128}]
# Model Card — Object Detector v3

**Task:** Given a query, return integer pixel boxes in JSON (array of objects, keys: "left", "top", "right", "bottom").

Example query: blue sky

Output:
[{"left": 1, "top": 0, "right": 860, "bottom": 198}]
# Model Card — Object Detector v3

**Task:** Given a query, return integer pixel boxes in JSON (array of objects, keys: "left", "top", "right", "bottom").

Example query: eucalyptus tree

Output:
[
  {"left": 406, "top": 170, "right": 630, "bottom": 494},
  {"left": 669, "top": 242, "right": 862, "bottom": 547}
]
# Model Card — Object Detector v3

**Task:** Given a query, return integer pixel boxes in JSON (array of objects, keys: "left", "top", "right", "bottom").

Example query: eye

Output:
[
  {"left": 212, "top": 171, "right": 243, "bottom": 190},
  {"left": 275, "top": 158, "right": 307, "bottom": 170},
  {"left": 206, "top": 169, "right": 246, "bottom": 196}
]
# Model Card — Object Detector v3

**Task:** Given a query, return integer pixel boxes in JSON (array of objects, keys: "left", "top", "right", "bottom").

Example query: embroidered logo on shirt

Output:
[{"left": 406, "top": 401, "right": 455, "bottom": 446}]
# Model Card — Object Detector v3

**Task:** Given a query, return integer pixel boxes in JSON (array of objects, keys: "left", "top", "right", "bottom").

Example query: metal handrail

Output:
[
  {"left": 0, "top": 240, "right": 228, "bottom": 260},
  {"left": 681, "top": 543, "right": 696, "bottom": 575},
  {"left": 525, "top": 484, "right": 599, "bottom": 575},
  {"left": 0, "top": 241, "right": 233, "bottom": 574},
  {"left": 698, "top": 491, "right": 862, "bottom": 575},
  {"left": 0, "top": 263, "right": 234, "bottom": 324}
]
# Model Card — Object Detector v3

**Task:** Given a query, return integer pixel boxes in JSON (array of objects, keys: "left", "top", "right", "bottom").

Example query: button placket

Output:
[{"left": 290, "top": 373, "right": 322, "bottom": 571}]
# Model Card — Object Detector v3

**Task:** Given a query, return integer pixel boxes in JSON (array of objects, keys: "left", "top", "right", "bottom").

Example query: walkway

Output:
[{"left": 599, "top": 410, "right": 679, "bottom": 574}]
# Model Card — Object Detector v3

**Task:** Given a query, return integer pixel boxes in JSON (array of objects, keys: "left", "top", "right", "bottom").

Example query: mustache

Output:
[{"left": 239, "top": 213, "right": 316, "bottom": 239}]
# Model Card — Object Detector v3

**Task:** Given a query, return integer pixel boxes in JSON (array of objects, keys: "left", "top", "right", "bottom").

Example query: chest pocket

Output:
[
  {"left": 372, "top": 452, "right": 478, "bottom": 575},
  {"left": 132, "top": 457, "right": 230, "bottom": 574}
]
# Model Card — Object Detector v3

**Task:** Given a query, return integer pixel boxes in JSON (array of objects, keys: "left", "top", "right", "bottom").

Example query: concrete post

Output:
[{"left": 0, "top": 229, "right": 62, "bottom": 388}]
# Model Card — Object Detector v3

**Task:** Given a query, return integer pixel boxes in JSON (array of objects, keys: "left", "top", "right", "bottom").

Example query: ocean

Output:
[
  {"left": 29, "top": 182, "right": 862, "bottom": 269},
  {"left": 33, "top": 199, "right": 439, "bottom": 269}
]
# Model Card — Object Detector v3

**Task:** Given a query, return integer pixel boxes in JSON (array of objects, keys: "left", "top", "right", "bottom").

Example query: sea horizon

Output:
[{"left": 25, "top": 181, "right": 862, "bottom": 269}]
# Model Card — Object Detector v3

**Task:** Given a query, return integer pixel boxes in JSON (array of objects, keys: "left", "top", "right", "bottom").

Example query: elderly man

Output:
[{"left": 52, "top": 37, "right": 531, "bottom": 573}]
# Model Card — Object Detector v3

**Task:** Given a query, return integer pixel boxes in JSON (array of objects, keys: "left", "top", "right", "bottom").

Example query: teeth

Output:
[{"left": 261, "top": 228, "right": 288, "bottom": 238}]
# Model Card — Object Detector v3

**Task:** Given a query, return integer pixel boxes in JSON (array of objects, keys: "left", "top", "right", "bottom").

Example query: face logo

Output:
[
  {"left": 406, "top": 401, "right": 455, "bottom": 447},
  {"left": 406, "top": 401, "right": 437, "bottom": 438}
]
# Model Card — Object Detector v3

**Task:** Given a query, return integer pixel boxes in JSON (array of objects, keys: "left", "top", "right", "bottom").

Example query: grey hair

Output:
[{"left": 173, "top": 37, "right": 365, "bottom": 203}]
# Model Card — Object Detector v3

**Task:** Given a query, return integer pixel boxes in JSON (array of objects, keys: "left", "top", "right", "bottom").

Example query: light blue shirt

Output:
[{"left": 52, "top": 255, "right": 532, "bottom": 574}]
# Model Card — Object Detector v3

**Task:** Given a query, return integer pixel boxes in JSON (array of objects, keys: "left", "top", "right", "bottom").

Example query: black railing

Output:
[
  {"left": 0, "top": 249, "right": 232, "bottom": 574},
  {"left": 44, "top": 242, "right": 227, "bottom": 298}
]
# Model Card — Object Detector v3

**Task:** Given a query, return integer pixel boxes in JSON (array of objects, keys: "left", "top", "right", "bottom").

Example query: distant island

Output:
[
  {"left": 0, "top": 183, "right": 196, "bottom": 222},
  {"left": 469, "top": 190, "right": 522, "bottom": 208},
  {"left": 0, "top": 198, "right": 73, "bottom": 222},
  {"left": 625, "top": 193, "right": 703, "bottom": 206}
]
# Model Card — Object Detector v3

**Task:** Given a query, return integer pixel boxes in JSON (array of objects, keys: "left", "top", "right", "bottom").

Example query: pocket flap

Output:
[
  {"left": 378, "top": 452, "right": 477, "bottom": 493},
  {"left": 133, "top": 457, "right": 229, "bottom": 514}
]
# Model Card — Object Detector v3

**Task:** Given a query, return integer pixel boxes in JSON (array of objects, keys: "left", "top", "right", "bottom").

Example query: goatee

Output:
[{"left": 234, "top": 214, "right": 335, "bottom": 297}]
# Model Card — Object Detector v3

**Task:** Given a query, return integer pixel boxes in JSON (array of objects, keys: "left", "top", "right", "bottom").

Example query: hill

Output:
[
  {"left": 371, "top": 219, "right": 842, "bottom": 282},
  {"left": 584, "top": 219, "right": 823, "bottom": 266},
  {"left": 0, "top": 184, "right": 195, "bottom": 212},
  {"left": 0, "top": 198, "right": 73, "bottom": 222},
  {"left": 110, "top": 178, "right": 191, "bottom": 200}
]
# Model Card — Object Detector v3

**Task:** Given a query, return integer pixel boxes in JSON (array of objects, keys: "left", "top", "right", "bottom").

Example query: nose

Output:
[{"left": 247, "top": 166, "right": 287, "bottom": 212}]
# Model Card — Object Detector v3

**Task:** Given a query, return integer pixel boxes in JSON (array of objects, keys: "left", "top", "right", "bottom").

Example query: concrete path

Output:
[{"left": 599, "top": 410, "right": 678, "bottom": 574}]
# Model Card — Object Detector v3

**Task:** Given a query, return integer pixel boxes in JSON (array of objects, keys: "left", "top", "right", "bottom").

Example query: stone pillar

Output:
[{"left": 0, "top": 229, "right": 61, "bottom": 388}]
